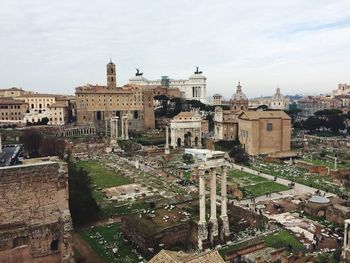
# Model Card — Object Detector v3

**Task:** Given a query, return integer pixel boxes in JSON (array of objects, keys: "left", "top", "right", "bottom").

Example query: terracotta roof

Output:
[
  {"left": 0, "top": 98, "right": 27, "bottom": 105},
  {"left": 75, "top": 85, "right": 134, "bottom": 94},
  {"left": 0, "top": 87, "right": 24, "bottom": 91},
  {"left": 18, "top": 93, "right": 65, "bottom": 98},
  {"left": 173, "top": 111, "right": 199, "bottom": 120},
  {"left": 48, "top": 102, "right": 68, "bottom": 108},
  {"left": 149, "top": 250, "right": 225, "bottom": 263},
  {"left": 239, "top": 110, "right": 291, "bottom": 120}
]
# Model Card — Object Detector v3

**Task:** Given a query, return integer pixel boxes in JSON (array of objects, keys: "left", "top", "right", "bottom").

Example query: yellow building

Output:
[
  {"left": 238, "top": 111, "right": 291, "bottom": 156},
  {"left": 0, "top": 87, "right": 26, "bottom": 98},
  {"left": 0, "top": 98, "right": 28, "bottom": 123}
]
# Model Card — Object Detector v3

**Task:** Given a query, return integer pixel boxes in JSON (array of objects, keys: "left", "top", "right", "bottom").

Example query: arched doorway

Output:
[
  {"left": 184, "top": 132, "right": 192, "bottom": 147},
  {"left": 177, "top": 138, "right": 181, "bottom": 147},
  {"left": 195, "top": 136, "right": 199, "bottom": 147}
]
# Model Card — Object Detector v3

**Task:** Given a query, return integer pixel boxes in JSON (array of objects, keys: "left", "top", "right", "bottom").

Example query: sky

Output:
[{"left": 1, "top": 0, "right": 350, "bottom": 99}]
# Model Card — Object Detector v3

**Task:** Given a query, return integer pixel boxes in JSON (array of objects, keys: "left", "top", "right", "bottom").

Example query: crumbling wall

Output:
[{"left": 0, "top": 160, "right": 74, "bottom": 263}]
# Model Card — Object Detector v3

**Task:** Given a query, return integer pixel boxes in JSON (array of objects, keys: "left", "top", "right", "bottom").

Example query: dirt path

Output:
[{"left": 74, "top": 233, "right": 104, "bottom": 263}]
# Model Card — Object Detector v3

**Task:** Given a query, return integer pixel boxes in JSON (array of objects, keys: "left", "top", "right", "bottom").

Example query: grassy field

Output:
[
  {"left": 229, "top": 170, "right": 289, "bottom": 198},
  {"left": 76, "top": 160, "right": 131, "bottom": 189},
  {"left": 249, "top": 161, "right": 348, "bottom": 196},
  {"left": 303, "top": 158, "right": 348, "bottom": 169},
  {"left": 219, "top": 230, "right": 304, "bottom": 257},
  {"left": 244, "top": 182, "right": 289, "bottom": 197},
  {"left": 80, "top": 224, "right": 140, "bottom": 263},
  {"left": 265, "top": 230, "right": 304, "bottom": 252}
]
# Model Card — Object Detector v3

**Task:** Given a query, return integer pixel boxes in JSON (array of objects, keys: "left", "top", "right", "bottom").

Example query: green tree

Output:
[
  {"left": 182, "top": 153, "right": 194, "bottom": 164},
  {"left": 21, "top": 129, "right": 43, "bottom": 157},
  {"left": 68, "top": 162, "right": 100, "bottom": 227}
]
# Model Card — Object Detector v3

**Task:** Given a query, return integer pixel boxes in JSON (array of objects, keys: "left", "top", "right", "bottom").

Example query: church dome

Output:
[
  {"left": 272, "top": 88, "right": 284, "bottom": 100},
  {"left": 231, "top": 82, "right": 247, "bottom": 101}
]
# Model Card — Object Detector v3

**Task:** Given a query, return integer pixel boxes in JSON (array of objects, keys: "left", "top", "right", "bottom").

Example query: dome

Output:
[
  {"left": 231, "top": 82, "right": 247, "bottom": 101},
  {"left": 272, "top": 88, "right": 284, "bottom": 100},
  {"left": 309, "top": 195, "right": 330, "bottom": 204}
]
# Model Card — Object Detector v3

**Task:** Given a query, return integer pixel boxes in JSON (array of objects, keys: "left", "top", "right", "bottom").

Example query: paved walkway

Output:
[{"left": 230, "top": 163, "right": 335, "bottom": 205}]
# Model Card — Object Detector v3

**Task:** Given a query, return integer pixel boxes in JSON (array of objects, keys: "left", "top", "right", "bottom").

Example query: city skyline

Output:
[{"left": 1, "top": 0, "right": 350, "bottom": 98}]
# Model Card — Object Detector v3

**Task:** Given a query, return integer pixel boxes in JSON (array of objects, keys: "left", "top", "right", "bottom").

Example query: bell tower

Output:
[{"left": 107, "top": 59, "right": 116, "bottom": 88}]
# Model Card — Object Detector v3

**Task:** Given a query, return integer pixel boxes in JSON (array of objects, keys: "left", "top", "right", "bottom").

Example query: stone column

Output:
[
  {"left": 220, "top": 165, "right": 230, "bottom": 237},
  {"left": 110, "top": 118, "right": 114, "bottom": 138},
  {"left": 198, "top": 169, "right": 208, "bottom": 250},
  {"left": 210, "top": 168, "right": 218, "bottom": 241},
  {"left": 335, "top": 157, "right": 337, "bottom": 170},
  {"left": 165, "top": 126, "right": 170, "bottom": 154},
  {"left": 343, "top": 219, "right": 350, "bottom": 260},
  {"left": 0, "top": 134, "right": 2, "bottom": 153},
  {"left": 105, "top": 120, "right": 108, "bottom": 136},
  {"left": 115, "top": 117, "right": 119, "bottom": 139},
  {"left": 121, "top": 115, "right": 125, "bottom": 139},
  {"left": 124, "top": 115, "right": 129, "bottom": 140}
]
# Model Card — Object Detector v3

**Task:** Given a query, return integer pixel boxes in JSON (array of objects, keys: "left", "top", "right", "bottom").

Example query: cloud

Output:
[{"left": 0, "top": 0, "right": 350, "bottom": 98}]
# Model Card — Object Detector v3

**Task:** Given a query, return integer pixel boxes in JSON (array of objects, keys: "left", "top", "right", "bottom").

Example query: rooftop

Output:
[
  {"left": 239, "top": 110, "right": 291, "bottom": 120},
  {"left": 149, "top": 250, "right": 225, "bottom": 263}
]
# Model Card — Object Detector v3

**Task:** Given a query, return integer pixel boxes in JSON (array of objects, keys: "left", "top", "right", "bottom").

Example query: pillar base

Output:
[
  {"left": 165, "top": 148, "right": 170, "bottom": 155},
  {"left": 198, "top": 221, "right": 208, "bottom": 250},
  {"left": 220, "top": 215, "right": 230, "bottom": 237},
  {"left": 209, "top": 219, "right": 219, "bottom": 246}
]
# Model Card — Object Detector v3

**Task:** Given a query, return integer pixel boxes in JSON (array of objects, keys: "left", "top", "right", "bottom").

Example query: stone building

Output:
[
  {"left": 48, "top": 102, "right": 70, "bottom": 125},
  {"left": 0, "top": 98, "right": 28, "bottom": 123},
  {"left": 128, "top": 67, "right": 207, "bottom": 103},
  {"left": 212, "top": 94, "right": 222, "bottom": 105},
  {"left": 170, "top": 111, "right": 202, "bottom": 148},
  {"left": 0, "top": 87, "right": 27, "bottom": 98},
  {"left": 0, "top": 157, "right": 74, "bottom": 263},
  {"left": 14, "top": 93, "right": 73, "bottom": 125},
  {"left": 149, "top": 249, "right": 225, "bottom": 263},
  {"left": 238, "top": 111, "right": 291, "bottom": 156},
  {"left": 75, "top": 61, "right": 155, "bottom": 131},
  {"left": 248, "top": 88, "right": 291, "bottom": 110},
  {"left": 230, "top": 82, "right": 248, "bottom": 111},
  {"left": 214, "top": 82, "right": 248, "bottom": 141}
]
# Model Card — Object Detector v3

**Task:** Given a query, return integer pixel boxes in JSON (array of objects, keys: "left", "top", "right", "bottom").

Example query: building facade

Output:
[
  {"left": 214, "top": 82, "right": 249, "bottom": 141},
  {"left": 128, "top": 67, "right": 207, "bottom": 103},
  {"left": 0, "top": 87, "right": 27, "bottom": 98},
  {"left": 238, "top": 111, "right": 291, "bottom": 156},
  {"left": 248, "top": 88, "right": 291, "bottom": 110},
  {"left": 170, "top": 112, "right": 202, "bottom": 148},
  {"left": 212, "top": 94, "right": 222, "bottom": 105},
  {"left": 75, "top": 61, "right": 155, "bottom": 131},
  {"left": 0, "top": 98, "right": 28, "bottom": 123}
]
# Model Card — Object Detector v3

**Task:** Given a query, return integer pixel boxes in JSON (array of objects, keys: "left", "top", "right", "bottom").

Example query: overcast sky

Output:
[{"left": 1, "top": 0, "right": 350, "bottom": 98}]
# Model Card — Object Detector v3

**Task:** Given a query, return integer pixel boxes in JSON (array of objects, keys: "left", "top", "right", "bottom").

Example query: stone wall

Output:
[{"left": 0, "top": 159, "right": 74, "bottom": 263}]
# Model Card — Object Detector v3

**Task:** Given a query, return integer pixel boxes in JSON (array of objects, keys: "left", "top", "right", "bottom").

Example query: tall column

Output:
[
  {"left": 0, "top": 134, "right": 2, "bottom": 153},
  {"left": 115, "top": 117, "right": 119, "bottom": 139},
  {"left": 210, "top": 168, "right": 218, "bottom": 241},
  {"left": 110, "top": 118, "right": 114, "bottom": 138},
  {"left": 198, "top": 169, "right": 208, "bottom": 250},
  {"left": 121, "top": 115, "right": 125, "bottom": 139},
  {"left": 220, "top": 165, "right": 230, "bottom": 237},
  {"left": 125, "top": 116, "right": 129, "bottom": 140},
  {"left": 105, "top": 120, "right": 108, "bottom": 136},
  {"left": 343, "top": 219, "right": 350, "bottom": 260},
  {"left": 335, "top": 157, "right": 337, "bottom": 170},
  {"left": 165, "top": 126, "right": 170, "bottom": 154}
]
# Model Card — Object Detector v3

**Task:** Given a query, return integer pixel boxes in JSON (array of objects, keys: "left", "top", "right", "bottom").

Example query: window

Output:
[{"left": 267, "top": 123, "right": 273, "bottom": 131}]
